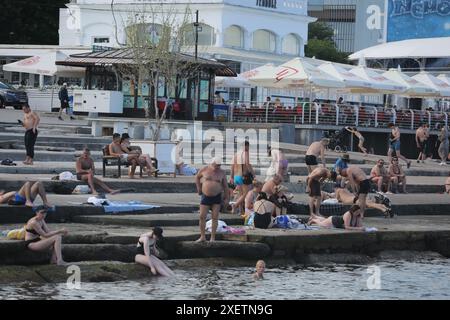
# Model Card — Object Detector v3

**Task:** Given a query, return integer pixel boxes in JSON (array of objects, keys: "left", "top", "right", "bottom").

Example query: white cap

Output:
[
  {"left": 210, "top": 157, "right": 222, "bottom": 165},
  {"left": 63, "top": 83, "right": 67, "bottom": 86}
]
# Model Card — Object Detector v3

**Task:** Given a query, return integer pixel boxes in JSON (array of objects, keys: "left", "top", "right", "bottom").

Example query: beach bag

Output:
[
  {"left": 206, "top": 220, "right": 228, "bottom": 233},
  {"left": 7, "top": 228, "right": 26, "bottom": 240},
  {"left": 273, "top": 215, "right": 291, "bottom": 229},
  {"left": 59, "top": 171, "right": 76, "bottom": 181},
  {"left": 72, "top": 185, "right": 91, "bottom": 194}
]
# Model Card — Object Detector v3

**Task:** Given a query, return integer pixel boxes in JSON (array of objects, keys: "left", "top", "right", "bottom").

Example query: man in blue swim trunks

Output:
[
  {"left": 195, "top": 157, "right": 229, "bottom": 243},
  {"left": 388, "top": 123, "right": 411, "bottom": 169},
  {"left": 0, "top": 181, "right": 51, "bottom": 207}
]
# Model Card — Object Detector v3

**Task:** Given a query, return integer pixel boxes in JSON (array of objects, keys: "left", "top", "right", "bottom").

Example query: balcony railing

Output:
[{"left": 230, "top": 101, "right": 449, "bottom": 130}]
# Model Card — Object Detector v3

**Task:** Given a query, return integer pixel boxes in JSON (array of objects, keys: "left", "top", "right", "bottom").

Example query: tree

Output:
[
  {"left": 0, "top": 0, "right": 66, "bottom": 44},
  {"left": 305, "top": 22, "right": 348, "bottom": 64},
  {"left": 120, "top": 4, "right": 202, "bottom": 140}
]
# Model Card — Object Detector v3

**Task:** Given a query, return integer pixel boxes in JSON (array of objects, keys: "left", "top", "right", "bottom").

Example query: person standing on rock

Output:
[
  {"left": 25, "top": 205, "right": 68, "bottom": 266},
  {"left": 338, "top": 166, "right": 371, "bottom": 216},
  {"left": 76, "top": 148, "right": 120, "bottom": 195},
  {"left": 437, "top": 124, "right": 449, "bottom": 166},
  {"left": 58, "top": 83, "right": 75, "bottom": 121},
  {"left": 388, "top": 123, "right": 411, "bottom": 169},
  {"left": 416, "top": 123, "right": 429, "bottom": 164},
  {"left": 195, "top": 157, "right": 229, "bottom": 242},
  {"left": 305, "top": 138, "right": 330, "bottom": 174},
  {"left": 21, "top": 104, "right": 40, "bottom": 166},
  {"left": 307, "top": 167, "right": 332, "bottom": 219},
  {"left": 135, "top": 227, "right": 174, "bottom": 277},
  {"left": 267, "top": 145, "right": 288, "bottom": 181}
]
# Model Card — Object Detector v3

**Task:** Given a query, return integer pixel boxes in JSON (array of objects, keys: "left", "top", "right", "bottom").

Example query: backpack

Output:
[{"left": 53, "top": 182, "right": 74, "bottom": 195}]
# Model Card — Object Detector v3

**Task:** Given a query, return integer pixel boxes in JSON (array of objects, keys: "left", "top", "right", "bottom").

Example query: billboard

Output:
[{"left": 387, "top": 0, "right": 450, "bottom": 42}]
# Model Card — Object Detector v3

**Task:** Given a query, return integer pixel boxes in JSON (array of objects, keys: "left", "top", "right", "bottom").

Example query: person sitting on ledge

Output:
[
  {"left": 25, "top": 205, "right": 68, "bottom": 266},
  {"left": 109, "top": 133, "right": 140, "bottom": 178},
  {"left": 120, "top": 133, "right": 159, "bottom": 177},
  {"left": 253, "top": 192, "right": 277, "bottom": 229},
  {"left": 135, "top": 227, "right": 174, "bottom": 277},
  {"left": 309, "top": 205, "right": 365, "bottom": 231},
  {"left": 0, "top": 181, "right": 50, "bottom": 207},
  {"left": 76, "top": 148, "right": 120, "bottom": 195}
]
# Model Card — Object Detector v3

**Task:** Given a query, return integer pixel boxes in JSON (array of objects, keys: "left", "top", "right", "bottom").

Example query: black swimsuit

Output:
[
  {"left": 24, "top": 227, "right": 41, "bottom": 247},
  {"left": 136, "top": 239, "right": 157, "bottom": 256},
  {"left": 332, "top": 213, "right": 358, "bottom": 229},
  {"left": 254, "top": 201, "right": 273, "bottom": 229}
]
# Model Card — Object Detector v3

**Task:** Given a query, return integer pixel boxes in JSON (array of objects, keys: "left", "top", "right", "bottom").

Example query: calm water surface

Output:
[{"left": 1, "top": 258, "right": 449, "bottom": 300}]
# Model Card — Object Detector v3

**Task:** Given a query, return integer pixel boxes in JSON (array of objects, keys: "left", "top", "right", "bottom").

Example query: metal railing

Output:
[{"left": 230, "top": 101, "right": 449, "bottom": 130}]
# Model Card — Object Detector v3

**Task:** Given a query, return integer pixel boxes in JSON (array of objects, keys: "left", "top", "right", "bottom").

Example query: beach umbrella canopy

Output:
[
  {"left": 412, "top": 72, "right": 450, "bottom": 97},
  {"left": 245, "top": 58, "right": 345, "bottom": 89},
  {"left": 349, "top": 66, "right": 407, "bottom": 93},
  {"left": 2, "top": 51, "right": 85, "bottom": 77},
  {"left": 215, "top": 74, "right": 253, "bottom": 88},
  {"left": 318, "top": 62, "right": 374, "bottom": 92},
  {"left": 383, "top": 69, "right": 438, "bottom": 97},
  {"left": 437, "top": 74, "right": 450, "bottom": 86}
]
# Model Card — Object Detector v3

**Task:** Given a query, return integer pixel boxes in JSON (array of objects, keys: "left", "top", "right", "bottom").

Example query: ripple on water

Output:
[{"left": 1, "top": 258, "right": 450, "bottom": 300}]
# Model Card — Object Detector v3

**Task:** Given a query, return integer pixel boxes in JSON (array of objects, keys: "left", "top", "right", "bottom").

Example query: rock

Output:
[
  {"left": 0, "top": 262, "right": 152, "bottom": 284},
  {"left": 295, "top": 253, "right": 374, "bottom": 265},
  {"left": 174, "top": 241, "right": 271, "bottom": 259}
]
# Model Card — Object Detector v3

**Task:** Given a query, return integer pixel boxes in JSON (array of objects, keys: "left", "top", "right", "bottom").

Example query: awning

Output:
[
  {"left": 3, "top": 51, "right": 85, "bottom": 77},
  {"left": 411, "top": 72, "right": 450, "bottom": 97},
  {"left": 349, "top": 37, "right": 450, "bottom": 60},
  {"left": 437, "top": 74, "right": 450, "bottom": 86},
  {"left": 349, "top": 66, "right": 406, "bottom": 93},
  {"left": 245, "top": 58, "right": 345, "bottom": 89},
  {"left": 215, "top": 74, "right": 253, "bottom": 88},
  {"left": 382, "top": 69, "right": 438, "bottom": 97}
]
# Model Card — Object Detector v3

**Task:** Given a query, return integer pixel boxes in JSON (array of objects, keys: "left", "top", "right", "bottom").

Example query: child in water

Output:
[{"left": 253, "top": 260, "right": 266, "bottom": 280}]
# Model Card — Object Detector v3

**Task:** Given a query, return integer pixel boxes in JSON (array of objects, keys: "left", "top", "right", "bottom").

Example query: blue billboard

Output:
[{"left": 387, "top": 0, "right": 450, "bottom": 42}]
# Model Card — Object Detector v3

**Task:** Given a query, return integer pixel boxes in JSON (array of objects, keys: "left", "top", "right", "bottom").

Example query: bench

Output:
[{"left": 102, "top": 145, "right": 143, "bottom": 178}]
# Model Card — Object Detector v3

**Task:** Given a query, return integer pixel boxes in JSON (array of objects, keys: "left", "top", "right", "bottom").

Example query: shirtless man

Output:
[
  {"left": 307, "top": 167, "right": 332, "bottom": 218},
  {"left": 346, "top": 127, "right": 368, "bottom": 156},
  {"left": 333, "top": 185, "right": 392, "bottom": 218},
  {"left": 21, "top": 104, "right": 40, "bottom": 165},
  {"left": 388, "top": 123, "right": 411, "bottom": 168},
  {"left": 230, "top": 141, "right": 255, "bottom": 212},
  {"left": 339, "top": 166, "right": 371, "bottom": 216},
  {"left": 388, "top": 157, "right": 407, "bottom": 194},
  {"left": 0, "top": 181, "right": 50, "bottom": 207},
  {"left": 121, "top": 133, "right": 158, "bottom": 178},
  {"left": 109, "top": 133, "right": 140, "bottom": 178},
  {"left": 262, "top": 174, "right": 283, "bottom": 198},
  {"left": 370, "top": 159, "right": 391, "bottom": 193},
  {"left": 305, "top": 138, "right": 329, "bottom": 173},
  {"left": 195, "top": 157, "right": 229, "bottom": 242},
  {"left": 416, "top": 123, "right": 429, "bottom": 164},
  {"left": 76, "top": 148, "right": 120, "bottom": 195}
]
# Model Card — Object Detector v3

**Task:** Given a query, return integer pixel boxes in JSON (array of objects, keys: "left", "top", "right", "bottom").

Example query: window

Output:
[
  {"left": 256, "top": 0, "right": 277, "bottom": 9},
  {"left": 228, "top": 88, "right": 240, "bottom": 101},
  {"left": 93, "top": 37, "right": 110, "bottom": 44},
  {"left": 224, "top": 26, "right": 244, "bottom": 48},
  {"left": 183, "top": 23, "right": 216, "bottom": 46},
  {"left": 253, "top": 30, "right": 276, "bottom": 52},
  {"left": 282, "top": 34, "right": 300, "bottom": 55}
]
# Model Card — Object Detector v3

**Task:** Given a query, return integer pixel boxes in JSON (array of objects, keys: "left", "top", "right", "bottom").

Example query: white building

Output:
[{"left": 58, "top": 0, "right": 315, "bottom": 101}]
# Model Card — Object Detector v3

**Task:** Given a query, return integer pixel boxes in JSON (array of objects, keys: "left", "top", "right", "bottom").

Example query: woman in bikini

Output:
[
  {"left": 135, "top": 227, "right": 174, "bottom": 277},
  {"left": 253, "top": 192, "right": 277, "bottom": 229},
  {"left": 76, "top": 148, "right": 120, "bottom": 195},
  {"left": 24, "top": 205, "right": 68, "bottom": 265},
  {"left": 309, "top": 205, "right": 365, "bottom": 231}
]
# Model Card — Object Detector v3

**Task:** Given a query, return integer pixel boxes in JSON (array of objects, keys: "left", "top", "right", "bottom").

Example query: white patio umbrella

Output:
[
  {"left": 412, "top": 72, "right": 450, "bottom": 97},
  {"left": 349, "top": 66, "right": 407, "bottom": 93},
  {"left": 246, "top": 58, "right": 345, "bottom": 89},
  {"left": 215, "top": 74, "right": 253, "bottom": 88},
  {"left": 383, "top": 68, "right": 438, "bottom": 97},
  {"left": 2, "top": 51, "right": 85, "bottom": 77},
  {"left": 318, "top": 62, "right": 374, "bottom": 92},
  {"left": 437, "top": 74, "right": 450, "bottom": 86}
]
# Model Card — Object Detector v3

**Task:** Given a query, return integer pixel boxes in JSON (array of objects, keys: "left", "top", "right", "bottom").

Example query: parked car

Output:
[{"left": 0, "top": 81, "right": 28, "bottom": 109}]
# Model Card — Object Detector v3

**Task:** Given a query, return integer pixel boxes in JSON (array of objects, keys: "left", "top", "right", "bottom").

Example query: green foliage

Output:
[
  {"left": 305, "top": 21, "right": 349, "bottom": 63},
  {"left": 0, "top": 0, "right": 67, "bottom": 45}
]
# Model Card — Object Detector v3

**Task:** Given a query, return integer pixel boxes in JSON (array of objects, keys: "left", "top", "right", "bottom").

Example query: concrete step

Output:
[
  {"left": 72, "top": 213, "right": 244, "bottom": 228},
  {"left": 0, "top": 149, "right": 103, "bottom": 162}
]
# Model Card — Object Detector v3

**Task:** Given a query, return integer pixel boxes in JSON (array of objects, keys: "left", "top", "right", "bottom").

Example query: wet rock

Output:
[
  {"left": 174, "top": 241, "right": 271, "bottom": 259},
  {"left": 295, "top": 253, "right": 374, "bottom": 265},
  {"left": 377, "top": 250, "right": 445, "bottom": 261}
]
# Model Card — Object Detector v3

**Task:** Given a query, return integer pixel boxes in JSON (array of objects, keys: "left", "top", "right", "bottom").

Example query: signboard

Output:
[
  {"left": 387, "top": 0, "right": 450, "bottom": 42},
  {"left": 213, "top": 104, "right": 229, "bottom": 122}
]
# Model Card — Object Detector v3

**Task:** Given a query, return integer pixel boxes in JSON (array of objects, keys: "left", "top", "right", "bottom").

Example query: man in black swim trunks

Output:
[
  {"left": 305, "top": 138, "right": 330, "bottom": 174},
  {"left": 195, "top": 157, "right": 229, "bottom": 242},
  {"left": 307, "top": 167, "right": 332, "bottom": 218},
  {"left": 339, "top": 165, "right": 371, "bottom": 217}
]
